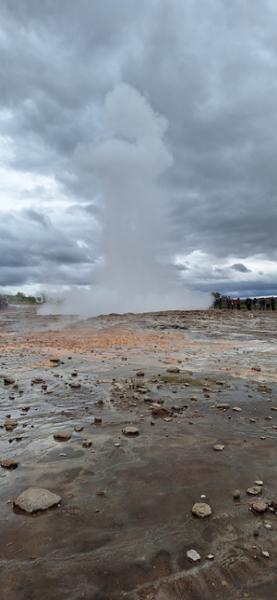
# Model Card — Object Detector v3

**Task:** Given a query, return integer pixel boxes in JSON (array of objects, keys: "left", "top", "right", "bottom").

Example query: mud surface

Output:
[{"left": 0, "top": 306, "right": 276, "bottom": 599}]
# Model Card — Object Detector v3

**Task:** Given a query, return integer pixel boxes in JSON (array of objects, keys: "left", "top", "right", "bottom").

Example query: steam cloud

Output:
[{"left": 43, "top": 84, "right": 210, "bottom": 315}]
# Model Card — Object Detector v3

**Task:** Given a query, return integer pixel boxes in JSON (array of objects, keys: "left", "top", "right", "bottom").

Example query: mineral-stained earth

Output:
[{"left": 0, "top": 305, "right": 276, "bottom": 599}]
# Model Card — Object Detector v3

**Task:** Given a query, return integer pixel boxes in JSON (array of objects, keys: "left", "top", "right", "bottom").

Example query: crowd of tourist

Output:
[{"left": 213, "top": 295, "right": 276, "bottom": 310}]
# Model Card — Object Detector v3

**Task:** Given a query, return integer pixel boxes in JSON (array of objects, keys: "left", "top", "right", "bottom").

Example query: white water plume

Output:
[{"left": 42, "top": 84, "right": 210, "bottom": 315}]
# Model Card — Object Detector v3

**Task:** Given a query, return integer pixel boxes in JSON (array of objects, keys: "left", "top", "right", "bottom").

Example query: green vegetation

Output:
[{"left": 5, "top": 292, "right": 45, "bottom": 305}]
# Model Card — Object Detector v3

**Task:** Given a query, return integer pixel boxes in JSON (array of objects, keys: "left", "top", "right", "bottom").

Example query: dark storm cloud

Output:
[
  {"left": 231, "top": 263, "right": 251, "bottom": 273},
  {"left": 0, "top": 210, "right": 95, "bottom": 287},
  {"left": 0, "top": 0, "right": 277, "bottom": 290}
]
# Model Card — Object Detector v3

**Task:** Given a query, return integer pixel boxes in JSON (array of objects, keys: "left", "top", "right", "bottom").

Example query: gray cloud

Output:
[
  {"left": 231, "top": 263, "right": 251, "bottom": 273},
  {"left": 0, "top": 0, "right": 277, "bottom": 294},
  {"left": 0, "top": 210, "right": 96, "bottom": 287}
]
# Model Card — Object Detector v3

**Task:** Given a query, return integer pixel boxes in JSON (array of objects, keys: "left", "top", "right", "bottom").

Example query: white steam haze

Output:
[{"left": 42, "top": 84, "right": 210, "bottom": 315}]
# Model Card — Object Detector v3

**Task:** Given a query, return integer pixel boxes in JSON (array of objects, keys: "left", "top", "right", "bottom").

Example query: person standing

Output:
[{"left": 246, "top": 298, "right": 252, "bottom": 310}]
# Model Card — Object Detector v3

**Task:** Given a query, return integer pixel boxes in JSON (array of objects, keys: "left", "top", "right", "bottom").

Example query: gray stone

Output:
[
  {"left": 186, "top": 549, "right": 201, "bottom": 562},
  {"left": 54, "top": 431, "right": 72, "bottom": 441},
  {"left": 14, "top": 488, "right": 61, "bottom": 513},
  {"left": 213, "top": 444, "right": 225, "bottom": 451},
  {"left": 251, "top": 500, "right": 268, "bottom": 513},
  {"left": 192, "top": 502, "right": 212, "bottom": 518},
  {"left": 247, "top": 485, "right": 262, "bottom": 496},
  {"left": 122, "top": 426, "right": 139, "bottom": 436}
]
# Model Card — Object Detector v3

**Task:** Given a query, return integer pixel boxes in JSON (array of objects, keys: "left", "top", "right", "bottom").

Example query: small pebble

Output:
[
  {"left": 186, "top": 549, "right": 201, "bottom": 562},
  {"left": 213, "top": 444, "right": 225, "bottom": 451}
]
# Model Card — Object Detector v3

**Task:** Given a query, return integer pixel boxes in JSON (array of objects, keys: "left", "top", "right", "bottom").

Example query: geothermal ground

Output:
[{"left": 0, "top": 306, "right": 276, "bottom": 600}]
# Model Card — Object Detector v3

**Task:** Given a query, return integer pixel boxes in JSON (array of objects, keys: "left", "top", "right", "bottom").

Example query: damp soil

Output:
[{"left": 0, "top": 305, "right": 276, "bottom": 599}]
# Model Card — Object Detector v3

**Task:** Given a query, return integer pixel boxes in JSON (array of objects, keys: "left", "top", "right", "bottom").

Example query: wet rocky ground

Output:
[{"left": 0, "top": 306, "right": 276, "bottom": 599}]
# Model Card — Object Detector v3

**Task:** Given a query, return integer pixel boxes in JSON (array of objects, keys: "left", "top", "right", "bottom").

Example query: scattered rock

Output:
[
  {"left": 233, "top": 489, "right": 241, "bottom": 500},
  {"left": 249, "top": 418, "right": 256, "bottom": 423},
  {"left": 136, "top": 370, "right": 145, "bottom": 377},
  {"left": 166, "top": 367, "right": 180, "bottom": 373},
  {"left": 254, "top": 480, "right": 263, "bottom": 486},
  {"left": 49, "top": 357, "right": 61, "bottom": 366},
  {"left": 151, "top": 405, "right": 173, "bottom": 418},
  {"left": 14, "top": 488, "right": 61, "bottom": 513},
  {"left": 4, "top": 419, "right": 17, "bottom": 431},
  {"left": 94, "top": 416, "right": 102, "bottom": 424},
  {"left": 186, "top": 549, "right": 201, "bottom": 562},
  {"left": 251, "top": 500, "right": 268, "bottom": 514},
  {"left": 216, "top": 403, "right": 230, "bottom": 410},
  {"left": 247, "top": 485, "right": 262, "bottom": 496},
  {"left": 70, "top": 382, "right": 81, "bottom": 389},
  {"left": 82, "top": 441, "right": 92, "bottom": 448},
  {"left": 122, "top": 426, "right": 139, "bottom": 436},
  {"left": 213, "top": 444, "right": 225, "bottom": 451},
  {"left": 1, "top": 458, "right": 18, "bottom": 470},
  {"left": 74, "top": 425, "right": 83, "bottom": 432},
  {"left": 192, "top": 502, "right": 212, "bottom": 518},
  {"left": 54, "top": 431, "right": 72, "bottom": 442},
  {"left": 232, "top": 406, "right": 242, "bottom": 412},
  {"left": 206, "top": 554, "right": 214, "bottom": 560},
  {"left": 3, "top": 376, "right": 15, "bottom": 385},
  {"left": 261, "top": 550, "right": 270, "bottom": 558}
]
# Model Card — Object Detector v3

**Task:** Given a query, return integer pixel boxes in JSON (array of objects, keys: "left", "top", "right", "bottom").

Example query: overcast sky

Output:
[{"left": 1, "top": 0, "right": 277, "bottom": 298}]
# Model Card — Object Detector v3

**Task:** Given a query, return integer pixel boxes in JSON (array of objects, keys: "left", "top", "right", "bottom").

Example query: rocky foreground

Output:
[{"left": 0, "top": 306, "right": 276, "bottom": 599}]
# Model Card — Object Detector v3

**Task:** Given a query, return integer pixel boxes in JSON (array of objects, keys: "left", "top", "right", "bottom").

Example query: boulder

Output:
[{"left": 14, "top": 488, "right": 61, "bottom": 513}]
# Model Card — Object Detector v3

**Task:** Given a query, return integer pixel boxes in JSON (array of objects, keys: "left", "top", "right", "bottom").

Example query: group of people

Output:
[{"left": 213, "top": 295, "right": 276, "bottom": 311}]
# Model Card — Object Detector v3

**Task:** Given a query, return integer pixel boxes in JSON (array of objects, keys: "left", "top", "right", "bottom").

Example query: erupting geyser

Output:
[{"left": 43, "top": 84, "right": 210, "bottom": 315}]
